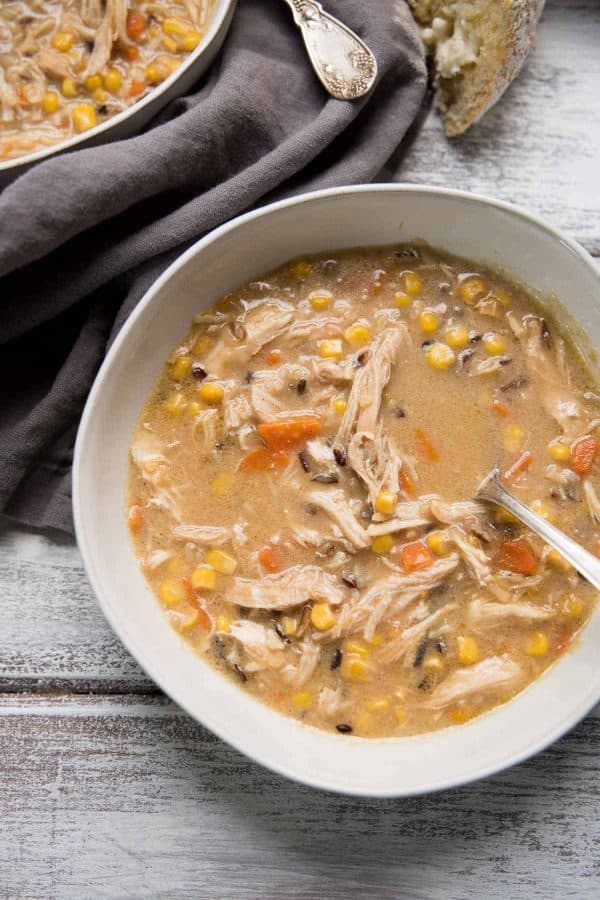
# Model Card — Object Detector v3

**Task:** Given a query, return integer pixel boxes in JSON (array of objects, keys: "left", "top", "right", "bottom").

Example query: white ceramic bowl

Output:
[
  {"left": 0, "top": 0, "right": 236, "bottom": 187},
  {"left": 74, "top": 185, "right": 600, "bottom": 797}
]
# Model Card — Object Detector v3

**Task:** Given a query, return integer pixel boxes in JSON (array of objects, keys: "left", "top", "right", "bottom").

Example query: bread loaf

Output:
[{"left": 408, "top": 0, "right": 545, "bottom": 136}]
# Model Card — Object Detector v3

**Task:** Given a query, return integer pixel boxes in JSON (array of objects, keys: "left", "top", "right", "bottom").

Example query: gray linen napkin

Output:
[{"left": 0, "top": 0, "right": 426, "bottom": 533}]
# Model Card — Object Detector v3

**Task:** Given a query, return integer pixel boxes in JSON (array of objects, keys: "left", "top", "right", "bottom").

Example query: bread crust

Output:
[{"left": 409, "top": 0, "right": 546, "bottom": 136}]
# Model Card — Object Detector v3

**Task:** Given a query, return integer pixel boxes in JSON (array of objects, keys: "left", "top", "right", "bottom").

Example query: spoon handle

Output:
[
  {"left": 283, "top": 0, "right": 377, "bottom": 100},
  {"left": 477, "top": 468, "right": 600, "bottom": 592}
]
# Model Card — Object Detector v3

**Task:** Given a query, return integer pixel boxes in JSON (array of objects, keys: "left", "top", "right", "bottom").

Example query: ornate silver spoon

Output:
[
  {"left": 283, "top": 0, "right": 378, "bottom": 100},
  {"left": 476, "top": 468, "right": 600, "bottom": 591}
]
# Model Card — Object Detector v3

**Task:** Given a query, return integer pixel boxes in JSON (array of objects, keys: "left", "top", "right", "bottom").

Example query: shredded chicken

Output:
[
  {"left": 228, "top": 621, "right": 287, "bottom": 672},
  {"left": 309, "top": 490, "right": 371, "bottom": 550},
  {"left": 87, "top": 0, "right": 128, "bottom": 75},
  {"left": 446, "top": 526, "right": 492, "bottom": 586},
  {"left": 336, "top": 327, "right": 409, "bottom": 447},
  {"left": 173, "top": 525, "right": 235, "bottom": 546},
  {"left": 376, "top": 605, "right": 457, "bottom": 666},
  {"left": 467, "top": 356, "right": 512, "bottom": 376},
  {"left": 311, "top": 358, "right": 354, "bottom": 385},
  {"left": 469, "top": 597, "right": 554, "bottom": 626},
  {"left": 583, "top": 479, "right": 600, "bottom": 524},
  {"left": 425, "top": 656, "right": 523, "bottom": 710},
  {"left": 191, "top": 408, "right": 220, "bottom": 452},
  {"left": 282, "top": 642, "right": 321, "bottom": 687},
  {"left": 348, "top": 428, "right": 402, "bottom": 506},
  {"left": 369, "top": 495, "right": 487, "bottom": 535},
  {"left": 318, "top": 685, "right": 350, "bottom": 717},
  {"left": 130, "top": 431, "right": 182, "bottom": 521},
  {"left": 203, "top": 300, "right": 295, "bottom": 376},
  {"left": 224, "top": 395, "right": 252, "bottom": 432},
  {"left": 232, "top": 566, "right": 347, "bottom": 610}
]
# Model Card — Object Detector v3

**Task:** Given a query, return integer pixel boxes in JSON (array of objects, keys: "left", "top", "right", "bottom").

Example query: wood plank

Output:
[
  {"left": 392, "top": 0, "right": 600, "bottom": 257},
  {"left": 0, "top": 694, "right": 598, "bottom": 899}
]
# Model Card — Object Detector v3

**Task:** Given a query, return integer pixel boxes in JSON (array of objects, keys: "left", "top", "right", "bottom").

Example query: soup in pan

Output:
[
  {"left": 127, "top": 244, "right": 600, "bottom": 737},
  {"left": 0, "top": 0, "right": 215, "bottom": 161}
]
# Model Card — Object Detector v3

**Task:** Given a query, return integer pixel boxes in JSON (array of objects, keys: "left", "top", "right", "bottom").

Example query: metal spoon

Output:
[
  {"left": 283, "top": 0, "right": 378, "bottom": 100},
  {"left": 476, "top": 468, "right": 600, "bottom": 591}
]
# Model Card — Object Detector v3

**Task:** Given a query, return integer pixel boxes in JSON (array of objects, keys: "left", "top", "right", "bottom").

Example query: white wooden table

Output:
[{"left": 2, "top": 2, "right": 599, "bottom": 896}]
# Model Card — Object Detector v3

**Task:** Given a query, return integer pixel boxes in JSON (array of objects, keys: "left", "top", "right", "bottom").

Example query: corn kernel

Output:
[
  {"left": 426, "top": 342, "right": 455, "bottom": 370},
  {"left": 366, "top": 697, "right": 390, "bottom": 713},
  {"left": 52, "top": 32, "right": 75, "bottom": 52},
  {"left": 72, "top": 103, "right": 97, "bottom": 133},
  {"left": 215, "top": 614, "right": 230, "bottom": 632},
  {"left": 401, "top": 270, "right": 423, "bottom": 295},
  {"left": 280, "top": 616, "right": 297, "bottom": 637},
  {"left": 85, "top": 74, "right": 103, "bottom": 91},
  {"left": 170, "top": 355, "right": 192, "bottom": 380},
  {"left": 371, "top": 534, "right": 394, "bottom": 555},
  {"left": 393, "top": 291, "right": 412, "bottom": 308},
  {"left": 563, "top": 594, "right": 584, "bottom": 619},
  {"left": 42, "top": 91, "right": 60, "bottom": 114},
  {"left": 459, "top": 275, "right": 487, "bottom": 304},
  {"left": 158, "top": 577, "right": 188, "bottom": 606},
  {"left": 445, "top": 324, "right": 469, "bottom": 349},
  {"left": 526, "top": 631, "right": 549, "bottom": 656},
  {"left": 426, "top": 531, "right": 449, "bottom": 556},
  {"left": 162, "top": 35, "right": 179, "bottom": 53},
  {"left": 145, "top": 63, "right": 167, "bottom": 84},
  {"left": 92, "top": 87, "right": 108, "bottom": 104},
  {"left": 419, "top": 310, "right": 438, "bottom": 334},
  {"left": 318, "top": 339, "right": 343, "bottom": 359},
  {"left": 548, "top": 439, "right": 570, "bottom": 462},
  {"left": 162, "top": 17, "right": 189, "bottom": 35},
  {"left": 422, "top": 654, "right": 445, "bottom": 672},
  {"left": 291, "top": 261, "right": 312, "bottom": 278},
  {"left": 61, "top": 77, "right": 78, "bottom": 98},
  {"left": 211, "top": 473, "right": 232, "bottom": 497},
  {"left": 355, "top": 711, "right": 372, "bottom": 732},
  {"left": 310, "top": 602, "right": 336, "bottom": 631},
  {"left": 341, "top": 656, "right": 370, "bottom": 681},
  {"left": 164, "top": 390, "right": 187, "bottom": 415},
  {"left": 344, "top": 323, "right": 371, "bottom": 348},
  {"left": 309, "top": 290, "right": 333, "bottom": 310},
  {"left": 205, "top": 548, "right": 237, "bottom": 575},
  {"left": 187, "top": 401, "right": 202, "bottom": 416},
  {"left": 531, "top": 499, "right": 556, "bottom": 523},
  {"left": 104, "top": 68, "right": 122, "bottom": 93},
  {"left": 547, "top": 548, "right": 572, "bottom": 572},
  {"left": 367, "top": 632, "right": 383, "bottom": 647},
  {"left": 483, "top": 332, "right": 507, "bottom": 355},
  {"left": 343, "top": 639, "right": 369, "bottom": 658},
  {"left": 492, "top": 288, "right": 512, "bottom": 307},
  {"left": 182, "top": 31, "right": 202, "bottom": 52},
  {"left": 457, "top": 635, "right": 480, "bottom": 666},
  {"left": 495, "top": 507, "right": 519, "bottom": 525},
  {"left": 375, "top": 491, "right": 398, "bottom": 516},
  {"left": 449, "top": 707, "right": 473, "bottom": 724},
  {"left": 198, "top": 381, "right": 224, "bottom": 405},
  {"left": 503, "top": 423, "right": 524, "bottom": 453},
  {"left": 191, "top": 565, "right": 216, "bottom": 591},
  {"left": 292, "top": 691, "right": 313, "bottom": 710},
  {"left": 175, "top": 608, "right": 201, "bottom": 631},
  {"left": 331, "top": 397, "right": 347, "bottom": 414},
  {"left": 394, "top": 707, "right": 407, "bottom": 725}
]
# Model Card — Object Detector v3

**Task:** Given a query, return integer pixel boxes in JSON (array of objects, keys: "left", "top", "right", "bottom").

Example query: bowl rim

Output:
[
  {"left": 0, "top": 0, "right": 236, "bottom": 175},
  {"left": 73, "top": 183, "right": 600, "bottom": 797}
]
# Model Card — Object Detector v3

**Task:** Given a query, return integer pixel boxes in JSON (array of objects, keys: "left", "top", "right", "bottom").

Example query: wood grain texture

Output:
[
  {"left": 0, "top": 695, "right": 598, "bottom": 899},
  {"left": 392, "top": 0, "right": 600, "bottom": 257}
]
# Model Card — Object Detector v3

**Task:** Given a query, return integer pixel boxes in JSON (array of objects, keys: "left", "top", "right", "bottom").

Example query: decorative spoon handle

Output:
[
  {"left": 283, "top": 0, "right": 377, "bottom": 100},
  {"left": 476, "top": 468, "right": 600, "bottom": 591}
]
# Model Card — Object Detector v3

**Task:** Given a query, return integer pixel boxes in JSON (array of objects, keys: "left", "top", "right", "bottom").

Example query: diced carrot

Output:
[
  {"left": 129, "top": 78, "right": 145, "bottom": 97},
  {"left": 127, "top": 503, "right": 144, "bottom": 534},
  {"left": 593, "top": 538, "right": 600, "bottom": 559},
  {"left": 414, "top": 428, "right": 439, "bottom": 462},
  {"left": 239, "top": 447, "right": 289, "bottom": 472},
  {"left": 400, "top": 470, "right": 415, "bottom": 496},
  {"left": 258, "top": 545, "right": 280, "bottom": 572},
  {"left": 267, "top": 349, "right": 283, "bottom": 367},
  {"left": 498, "top": 538, "right": 538, "bottom": 576},
  {"left": 491, "top": 398, "right": 510, "bottom": 418},
  {"left": 124, "top": 45, "right": 140, "bottom": 62},
  {"left": 181, "top": 576, "right": 195, "bottom": 602},
  {"left": 503, "top": 450, "right": 533, "bottom": 481},
  {"left": 195, "top": 605, "right": 212, "bottom": 630},
  {"left": 126, "top": 10, "right": 147, "bottom": 40},
  {"left": 258, "top": 416, "right": 321, "bottom": 450},
  {"left": 399, "top": 540, "right": 433, "bottom": 573},
  {"left": 570, "top": 436, "right": 598, "bottom": 475}
]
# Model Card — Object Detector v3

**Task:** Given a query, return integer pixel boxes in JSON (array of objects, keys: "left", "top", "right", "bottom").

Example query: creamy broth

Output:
[
  {"left": 127, "top": 244, "right": 600, "bottom": 738},
  {"left": 0, "top": 1, "right": 215, "bottom": 161}
]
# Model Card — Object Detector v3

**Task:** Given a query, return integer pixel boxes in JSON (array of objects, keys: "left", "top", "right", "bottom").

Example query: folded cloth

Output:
[{"left": 0, "top": 0, "right": 426, "bottom": 533}]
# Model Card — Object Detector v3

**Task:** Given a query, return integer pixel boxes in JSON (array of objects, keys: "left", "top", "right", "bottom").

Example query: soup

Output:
[
  {"left": 127, "top": 244, "right": 600, "bottom": 738},
  {"left": 0, "top": 0, "right": 215, "bottom": 162}
]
